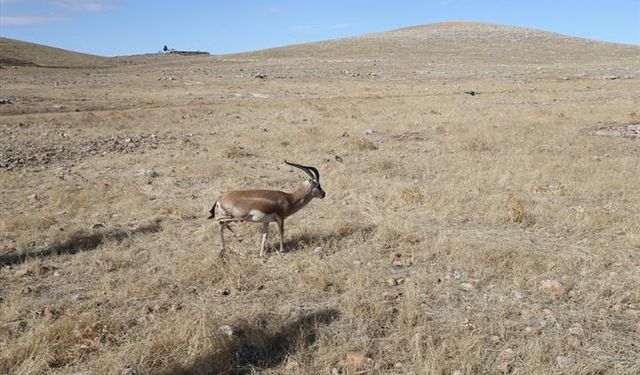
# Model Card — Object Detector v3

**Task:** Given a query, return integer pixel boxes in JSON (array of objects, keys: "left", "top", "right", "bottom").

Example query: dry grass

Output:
[{"left": 2, "top": 22, "right": 640, "bottom": 375}]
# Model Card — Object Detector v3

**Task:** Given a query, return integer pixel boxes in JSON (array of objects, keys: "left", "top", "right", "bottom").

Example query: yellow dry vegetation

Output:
[{"left": 1, "top": 22, "right": 639, "bottom": 375}]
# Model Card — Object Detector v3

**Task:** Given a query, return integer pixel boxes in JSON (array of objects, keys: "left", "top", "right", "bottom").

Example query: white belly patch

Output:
[{"left": 247, "top": 210, "right": 276, "bottom": 222}]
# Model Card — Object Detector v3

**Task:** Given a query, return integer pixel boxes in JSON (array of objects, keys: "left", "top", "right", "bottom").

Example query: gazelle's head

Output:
[{"left": 285, "top": 160, "right": 326, "bottom": 199}]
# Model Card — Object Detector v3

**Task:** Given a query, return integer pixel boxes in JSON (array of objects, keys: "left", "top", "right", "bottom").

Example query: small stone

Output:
[
  {"left": 382, "top": 291, "right": 401, "bottom": 300},
  {"left": 460, "top": 282, "right": 475, "bottom": 291},
  {"left": 386, "top": 277, "right": 398, "bottom": 286},
  {"left": 452, "top": 371, "right": 464, "bottom": 375},
  {"left": 496, "top": 361, "right": 512, "bottom": 374},
  {"left": 219, "top": 325, "right": 237, "bottom": 338},
  {"left": 313, "top": 247, "right": 325, "bottom": 259},
  {"left": 215, "top": 287, "right": 230, "bottom": 296},
  {"left": 285, "top": 359, "right": 300, "bottom": 370},
  {"left": 499, "top": 348, "right": 514, "bottom": 361},
  {"left": 2, "top": 320, "right": 27, "bottom": 335},
  {"left": 14, "top": 268, "right": 31, "bottom": 277},
  {"left": 556, "top": 356, "right": 574, "bottom": 369},
  {"left": 391, "top": 253, "right": 412, "bottom": 267},
  {"left": 345, "top": 351, "right": 373, "bottom": 369},
  {"left": 331, "top": 368, "right": 341, "bottom": 375},
  {"left": 568, "top": 323, "right": 584, "bottom": 338},
  {"left": 539, "top": 279, "right": 566, "bottom": 297},
  {"left": 21, "top": 286, "right": 33, "bottom": 294},
  {"left": 490, "top": 335, "right": 501, "bottom": 344},
  {"left": 524, "top": 326, "right": 541, "bottom": 336},
  {"left": 140, "top": 168, "right": 159, "bottom": 177},
  {"left": 364, "top": 128, "right": 375, "bottom": 135},
  {"left": 566, "top": 335, "right": 582, "bottom": 348},
  {"left": 37, "top": 265, "right": 50, "bottom": 275},
  {"left": 634, "top": 322, "right": 640, "bottom": 334},
  {"left": 91, "top": 223, "right": 106, "bottom": 230}
]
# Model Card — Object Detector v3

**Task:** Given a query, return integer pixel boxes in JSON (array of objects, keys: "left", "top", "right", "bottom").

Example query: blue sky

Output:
[{"left": 1, "top": 1, "right": 639, "bottom": 56}]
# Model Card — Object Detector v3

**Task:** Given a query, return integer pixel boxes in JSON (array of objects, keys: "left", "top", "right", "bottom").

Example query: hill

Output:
[
  {"left": 243, "top": 21, "right": 639, "bottom": 62},
  {"left": 0, "top": 37, "right": 116, "bottom": 68}
]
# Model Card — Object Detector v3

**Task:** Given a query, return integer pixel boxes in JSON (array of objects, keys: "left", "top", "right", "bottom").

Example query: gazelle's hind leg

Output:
[
  {"left": 259, "top": 222, "right": 270, "bottom": 257},
  {"left": 216, "top": 217, "right": 244, "bottom": 257}
]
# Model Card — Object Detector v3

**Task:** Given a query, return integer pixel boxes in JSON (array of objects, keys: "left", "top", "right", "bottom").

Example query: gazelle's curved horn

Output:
[{"left": 284, "top": 160, "right": 319, "bottom": 181}]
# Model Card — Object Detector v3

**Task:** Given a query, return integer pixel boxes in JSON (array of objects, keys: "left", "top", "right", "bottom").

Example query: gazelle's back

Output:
[{"left": 218, "top": 190, "right": 290, "bottom": 219}]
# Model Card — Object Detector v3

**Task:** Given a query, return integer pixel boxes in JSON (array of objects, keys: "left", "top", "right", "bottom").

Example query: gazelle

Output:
[{"left": 209, "top": 161, "right": 326, "bottom": 257}]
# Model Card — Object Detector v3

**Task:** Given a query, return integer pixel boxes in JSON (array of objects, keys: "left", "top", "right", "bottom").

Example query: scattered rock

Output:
[
  {"left": 568, "top": 323, "right": 584, "bottom": 338},
  {"left": 460, "top": 282, "right": 475, "bottom": 291},
  {"left": 464, "top": 90, "right": 477, "bottom": 96},
  {"left": 391, "top": 253, "right": 412, "bottom": 267},
  {"left": 140, "top": 168, "right": 159, "bottom": 177},
  {"left": 602, "top": 75, "right": 620, "bottom": 80},
  {"left": 345, "top": 351, "right": 373, "bottom": 369},
  {"left": 566, "top": 335, "right": 582, "bottom": 349},
  {"left": 219, "top": 324, "right": 240, "bottom": 338},
  {"left": 634, "top": 322, "right": 640, "bottom": 334},
  {"left": 215, "top": 286, "right": 230, "bottom": 296},
  {"left": 253, "top": 72, "right": 267, "bottom": 79},
  {"left": 14, "top": 268, "right": 31, "bottom": 277},
  {"left": 452, "top": 371, "right": 464, "bottom": 375},
  {"left": 2, "top": 320, "right": 27, "bottom": 335},
  {"left": 91, "top": 223, "right": 106, "bottom": 230},
  {"left": 382, "top": 291, "right": 402, "bottom": 300},
  {"left": 285, "top": 359, "right": 300, "bottom": 370},
  {"left": 37, "top": 265, "right": 50, "bottom": 275},
  {"left": 539, "top": 279, "right": 566, "bottom": 297},
  {"left": 499, "top": 348, "right": 514, "bottom": 361},
  {"left": 496, "top": 361, "right": 512, "bottom": 374},
  {"left": 524, "top": 326, "right": 541, "bottom": 336},
  {"left": 313, "top": 246, "right": 325, "bottom": 259},
  {"left": 555, "top": 356, "right": 574, "bottom": 369},
  {"left": 364, "top": 128, "right": 375, "bottom": 135}
]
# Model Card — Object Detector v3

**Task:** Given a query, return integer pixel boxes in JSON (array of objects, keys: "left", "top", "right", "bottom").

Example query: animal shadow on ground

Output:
[
  {"left": 277, "top": 224, "right": 376, "bottom": 254},
  {"left": 0, "top": 220, "right": 161, "bottom": 266},
  {"left": 171, "top": 308, "right": 340, "bottom": 375}
]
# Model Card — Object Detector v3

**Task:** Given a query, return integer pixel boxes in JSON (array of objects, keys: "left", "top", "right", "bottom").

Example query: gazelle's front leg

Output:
[
  {"left": 259, "top": 222, "right": 270, "bottom": 257},
  {"left": 277, "top": 218, "right": 284, "bottom": 253},
  {"left": 218, "top": 221, "right": 226, "bottom": 257}
]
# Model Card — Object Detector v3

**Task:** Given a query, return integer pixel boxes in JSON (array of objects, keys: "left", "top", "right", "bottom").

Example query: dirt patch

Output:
[
  {"left": 0, "top": 133, "right": 163, "bottom": 170},
  {"left": 587, "top": 124, "right": 640, "bottom": 139}
]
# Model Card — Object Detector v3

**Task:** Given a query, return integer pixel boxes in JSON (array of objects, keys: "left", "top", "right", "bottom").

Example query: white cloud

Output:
[
  {"left": 1, "top": 14, "right": 69, "bottom": 26},
  {"left": 53, "top": 0, "right": 118, "bottom": 13}
]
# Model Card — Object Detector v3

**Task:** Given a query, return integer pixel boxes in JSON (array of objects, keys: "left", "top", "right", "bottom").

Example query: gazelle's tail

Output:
[{"left": 208, "top": 201, "right": 217, "bottom": 219}]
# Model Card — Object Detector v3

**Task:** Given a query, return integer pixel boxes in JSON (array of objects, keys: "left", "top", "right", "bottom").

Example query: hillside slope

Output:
[{"left": 0, "top": 37, "right": 115, "bottom": 68}]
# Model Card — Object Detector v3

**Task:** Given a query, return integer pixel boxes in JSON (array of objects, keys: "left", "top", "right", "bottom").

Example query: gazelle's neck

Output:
[{"left": 287, "top": 181, "right": 314, "bottom": 216}]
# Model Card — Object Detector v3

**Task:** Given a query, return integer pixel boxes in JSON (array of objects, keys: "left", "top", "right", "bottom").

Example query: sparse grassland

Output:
[{"left": 1, "top": 23, "right": 640, "bottom": 375}]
